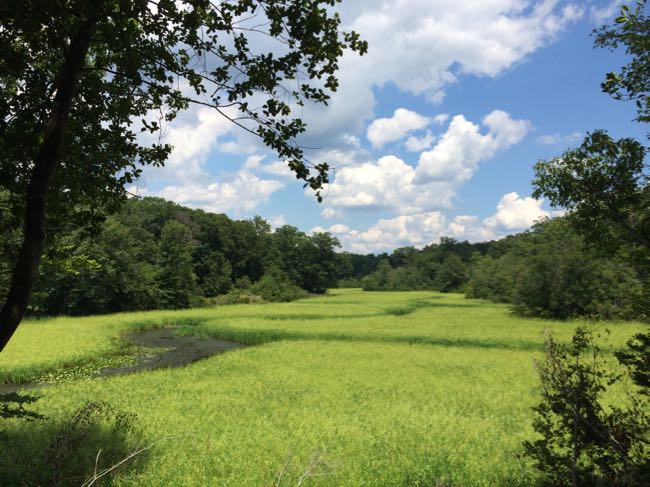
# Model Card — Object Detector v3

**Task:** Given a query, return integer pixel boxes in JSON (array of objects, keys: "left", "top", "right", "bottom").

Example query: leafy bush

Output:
[
  {"left": 523, "top": 326, "right": 650, "bottom": 486},
  {"left": 616, "top": 330, "right": 650, "bottom": 392},
  {"left": 336, "top": 277, "right": 362, "bottom": 288},
  {"left": 234, "top": 275, "right": 253, "bottom": 290},
  {"left": 434, "top": 254, "right": 467, "bottom": 293},
  {"left": 466, "top": 253, "right": 522, "bottom": 303},
  {"left": 212, "top": 290, "right": 265, "bottom": 305},
  {"left": 361, "top": 260, "right": 438, "bottom": 292},
  {"left": 250, "top": 268, "right": 308, "bottom": 302},
  {"left": 211, "top": 267, "right": 308, "bottom": 304}
]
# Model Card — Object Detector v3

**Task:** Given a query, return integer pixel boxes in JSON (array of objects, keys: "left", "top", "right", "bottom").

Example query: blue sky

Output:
[{"left": 134, "top": 0, "right": 644, "bottom": 254}]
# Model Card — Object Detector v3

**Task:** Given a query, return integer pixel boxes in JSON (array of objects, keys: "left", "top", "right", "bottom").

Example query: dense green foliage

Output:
[
  {"left": 524, "top": 326, "right": 649, "bottom": 486},
  {"left": 0, "top": 0, "right": 367, "bottom": 227},
  {"left": 249, "top": 267, "right": 309, "bottom": 303},
  {"left": 1, "top": 399, "right": 144, "bottom": 486},
  {"left": 351, "top": 237, "right": 483, "bottom": 293},
  {"left": 467, "top": 220, "right": 646, "bottom": 321},
  {"left": 532, "top": 131, "right": 649, "bottom": 252},
  {"left": 0, "top": 291, "right": 645, "bottom": 485},
  {"left": 522, "top": 7, "right": 650, "bottom": 485},
  {"left": 6, "top": 192, "right": 643, "bottom": 322},
  {"left": 617, "top": 331, "right": 650, "bottom": 391},
  {"left": 345, "top": 219, "right": 647, "bottom": 321},
  {"left": 0, "top": 197, "right": 343, "bottom": 315}
]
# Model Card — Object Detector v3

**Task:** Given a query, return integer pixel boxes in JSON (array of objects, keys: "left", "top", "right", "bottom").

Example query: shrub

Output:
[
  {"left": 616, "top": 330, "right": 650, "bottom": 392},
  {"left": 234, "top": 275, "right": 253, "bottom": 290},
  {"left": 212, "top": 290, "right": 265, "bottom": 305},
  {"left": 434, "top": 254, "right": 467, "bottom": 293},
  {"left": 466, "top": 220, "right": 646, "bottom": 321},
  {"left": 523, "top": 326, "right": 650, "bottom": 486},
  {"left": 337, "top": 277, "right": 362, "bottom": 288},
  {"left": 360, "top": 260, "right": 436, "bottom": 292},
  {"left": 250, "top": 268, "right": 308, "bottom": 302}
]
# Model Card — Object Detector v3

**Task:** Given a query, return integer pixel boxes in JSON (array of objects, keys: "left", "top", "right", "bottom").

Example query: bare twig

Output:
[
  {"left": 295, "top": 449, "right": 336, "bottom": 486},
  {"left": 273, "top": 447, "right": 337, "bottom": 487},
  {"left": 81, "top": 435, "right": 186, "bottom": 487},
  {"left": 92, "top": 448, "right": 102, "bottom": 482}
]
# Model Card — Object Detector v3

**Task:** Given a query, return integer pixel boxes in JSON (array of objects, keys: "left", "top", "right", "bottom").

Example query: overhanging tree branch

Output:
[{"left": 0, "top": 0, "right": 366, "bottom": 351}]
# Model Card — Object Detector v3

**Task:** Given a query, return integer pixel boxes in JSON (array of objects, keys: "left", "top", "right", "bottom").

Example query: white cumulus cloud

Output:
[
  {"left": 322, "top": 155, "right": 456, "bottom": 213},
  {"left": 316, "top": 211, "right": 493, "bottom": 253},
  {"left": 141, "top": 107, "right": 236, "bottom": 183},
  {"left": 320, "top": 110, "right": 531, "bottom": 217},
  {"left": 405, "top": 131, "right": 436, "bottom": 152},
  {"left": 321, "top": 208, "right": 337, "bottom": 219},
  {"left": 267, "top": 215, "right": 288, "bottom": 229},
  {"left": 292, "top": 1, "right": 581, "bottom": 156},
  {"left": 414, "top": 110, "right": 530, "bottom": 185},
  {"left": 318, "top": 191, "right": 550, "bottom": 253},
  {"left": 367, "top": 108, "right": 431, "bottom": 148},
  {"left": 433, "top": 114, "right": 450, "bottom": 125},
  {"left": 484, "top": 192, "right": 550, "bottom": 230},
  {"left": 536, "top": 131, "right": 583, "bottom": 146},
  {"left": 590, "top": 0, "right": 627, "bottom": 23},
  {"left": 156, "top": 170, "right": 284, "bottom": 215}
]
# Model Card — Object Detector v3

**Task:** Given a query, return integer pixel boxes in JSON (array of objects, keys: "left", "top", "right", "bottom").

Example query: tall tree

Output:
[
  {"left": 435, "top": 254, "right": 467, "bottom": 293},
  {"left": 532, "top": 131, "right": 649, "bottom": 251},
  {"left": 158, "top": 220, "right": 195, "bottom": 309},
  {"left": 0, "top": 0, "right": 366, "bottom": 350}
]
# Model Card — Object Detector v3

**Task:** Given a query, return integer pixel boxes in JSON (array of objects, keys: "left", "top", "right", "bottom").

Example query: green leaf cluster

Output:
[
  {"left": 467, "top": 219, "right": 646, "bottom": 321},
  {"left": 0, "top": 0, "right": 367, "bottom": 234},
  {"left": 594, "top": 0, "right": 650, "bottom": 126},
  {"left": 524, "top": 326, "right": 649, "bottom": 486}
]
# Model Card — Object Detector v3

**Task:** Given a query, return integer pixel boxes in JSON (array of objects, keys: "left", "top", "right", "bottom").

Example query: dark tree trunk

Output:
[{"left": 0, "top": 8, "right": 100, "bottom": 352}]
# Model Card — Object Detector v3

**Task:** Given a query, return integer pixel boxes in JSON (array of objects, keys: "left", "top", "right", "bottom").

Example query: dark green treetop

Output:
[{"left": 532, "top": 131, "right": 649, "bottom": 250}]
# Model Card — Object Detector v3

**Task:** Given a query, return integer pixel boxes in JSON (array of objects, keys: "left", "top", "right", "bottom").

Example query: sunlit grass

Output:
[{"left": 0, "top": 290, "right": 645, "bottom": 485}]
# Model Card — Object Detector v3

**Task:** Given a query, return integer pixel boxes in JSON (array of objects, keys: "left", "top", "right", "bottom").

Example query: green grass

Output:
[{"left": 0, "top": 290, "right": 645, "bottom": 485}]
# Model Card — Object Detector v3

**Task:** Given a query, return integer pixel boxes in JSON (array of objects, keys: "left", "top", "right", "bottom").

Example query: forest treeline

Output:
[
  {"left": 352, "top": 218, "right": 648, "bottom": 321},
  {"left": 0, "top": 194, "right": 647, "bottom": 321},
  {"left": 0, "top": 195, "right": 343, "bottom": 315}
]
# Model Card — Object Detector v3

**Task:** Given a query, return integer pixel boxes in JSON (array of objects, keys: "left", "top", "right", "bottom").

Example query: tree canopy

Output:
[
  {"left": 0, "top": 0, "right": 366, "bottom": 350},
  {"left": 532, "top": 131, "right": 649, "bottom": 250},
  {"left": 593, "top": 0, "right": 649, "bottom": 126},
  {"left": 1, "top": 197, "right": 343, "bottom": 316},
  {"left": 0, "top": 0, "right": 367, "bottom": 208}
]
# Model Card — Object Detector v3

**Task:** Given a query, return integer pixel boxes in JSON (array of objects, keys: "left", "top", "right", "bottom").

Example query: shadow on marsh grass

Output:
[
  {"left": 204, "top": 325, "right": 544, "bottom": 352},
  {"left": 383, "top": 299, "right": 483, "bottom": 316},
  {"left": 0, "top": 397, "right": 148, "bottom": 486},
  {"left": 262, "top": 313, "right": 380, "bottom": 321}
]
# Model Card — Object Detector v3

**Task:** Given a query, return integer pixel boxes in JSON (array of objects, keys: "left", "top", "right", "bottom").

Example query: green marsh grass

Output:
[{"left": 0, "top": 290, "right": 644, "bottom": 485}]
